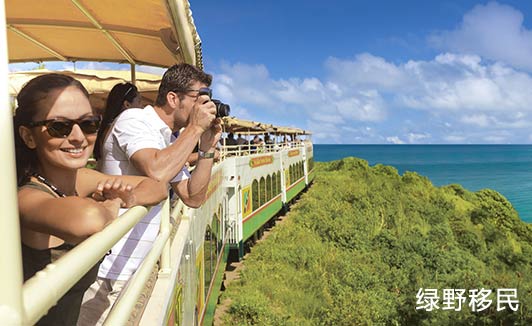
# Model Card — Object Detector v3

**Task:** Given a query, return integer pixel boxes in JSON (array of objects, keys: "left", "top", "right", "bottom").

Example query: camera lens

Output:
[{"left": 212, "top": 99, "right": 230, "bottom": 118}]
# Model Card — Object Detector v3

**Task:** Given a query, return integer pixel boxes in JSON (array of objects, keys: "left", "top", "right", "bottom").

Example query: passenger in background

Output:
[
  {"left": 283, "top": 135, "right": 291, "bottom": 148},
  {"left": 236, "top": 133, "right": 247, "bottom": 146},
  {"left": 13, "top": 74, "right": 166, "bottom": 326},
  {"left": 225, "top": 132, "right": 237, "bottom": 146},
  {"left": 253, "top": 135, "right": 264, "bottom": 145},
  {"left": 264, "top": 134, "right": 273, "bottom": 145},
  {"left": 221, "top": 132, "right": 237, "bottom": 156},
  {"left": 79, "top": 63, "right": 221, "bottom": 325},
  {"left": 94, "top": 82, "right": 141, "bottom": 161},
  {"left": 252, "top": 135, "right": 264, "bottom": 153}
]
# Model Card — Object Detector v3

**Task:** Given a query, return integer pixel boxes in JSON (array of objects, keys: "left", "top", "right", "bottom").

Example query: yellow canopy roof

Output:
[
  {"left": 222, "top": 117, "right": 311, "bottom": 135},
  {"left": 9, "top": 69, "right": 161, "bottom": 112},
  {"left": 5, "top": 0, "right": 202, "bottom": 68}
]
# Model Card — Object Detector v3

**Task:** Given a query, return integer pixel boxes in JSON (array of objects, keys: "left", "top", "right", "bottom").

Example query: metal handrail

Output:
[
  {"left": 22, "top": 205, "right": 151, "bottom": 325},
  {"left": 104, "top": 199, "right": 171, "bottom": 325},
  {"left": 220, "top": 141, "right": 306, "bottom": 159},
  {"left": 139, "top": 203, "right": 193, "bottom": 325},
  {"left": 0, "top": 3, "right": 24, "bottom": 324}
]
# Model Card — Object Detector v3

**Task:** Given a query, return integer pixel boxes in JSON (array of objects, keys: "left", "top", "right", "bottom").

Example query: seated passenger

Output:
[
  {"left": 236, "top": 133, "right": 247, "bottom": 146},
  {"left": 224, "top": 132, "right": 237, "bottom": 146},
  {"left": 13, "top": 74, "right": 167, "bottom": 326}
]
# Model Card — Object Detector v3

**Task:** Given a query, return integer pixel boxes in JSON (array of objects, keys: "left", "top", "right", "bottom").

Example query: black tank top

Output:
[{"left": 20, "top": 181, "right": 100, "bottom": 326}]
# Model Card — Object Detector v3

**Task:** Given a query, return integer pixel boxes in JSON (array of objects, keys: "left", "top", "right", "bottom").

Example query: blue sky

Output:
[
  {"left": 193, "top": 0, "right": 532, "bottom": 144},
  {"left": 10, "top": 1, "right": 532, "bottom": 144}
]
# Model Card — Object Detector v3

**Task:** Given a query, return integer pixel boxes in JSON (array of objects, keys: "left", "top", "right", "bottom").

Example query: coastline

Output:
[{"left": 314, "top": 144, "right": 532, "bottom": 223}]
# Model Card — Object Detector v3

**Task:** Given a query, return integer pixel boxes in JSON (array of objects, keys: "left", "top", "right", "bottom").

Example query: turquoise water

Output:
[{"left": 314, "top": 145, "right": 532, "bottom": 223}]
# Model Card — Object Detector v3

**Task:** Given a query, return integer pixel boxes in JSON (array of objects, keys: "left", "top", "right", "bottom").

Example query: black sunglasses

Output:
[{"left": 28, "top": 116, "right": 101, "bottom": 138}]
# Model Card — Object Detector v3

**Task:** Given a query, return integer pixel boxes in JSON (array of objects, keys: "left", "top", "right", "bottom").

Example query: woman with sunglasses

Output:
[
  {"left": 94, "top": 82, "right": 141, "bottom": 161},
  {"left": 13, "top": 73, "right": 166, "bottom": 325}
]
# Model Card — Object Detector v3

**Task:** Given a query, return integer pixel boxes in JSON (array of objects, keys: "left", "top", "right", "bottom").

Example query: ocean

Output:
[{"left": 314, "top": 145, "right": 532, "bottom": 223}]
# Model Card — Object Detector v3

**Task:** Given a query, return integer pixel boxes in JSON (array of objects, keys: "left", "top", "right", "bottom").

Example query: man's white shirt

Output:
[{"left": 97, "top": 105, "right": 190, "bottom": 280}]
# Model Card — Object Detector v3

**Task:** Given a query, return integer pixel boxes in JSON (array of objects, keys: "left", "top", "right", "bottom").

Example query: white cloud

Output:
[
  {"left": 430, "top": 2, "right": 532, "bottom": 71},
  {"left": 461, "top": 114, "right": 491, "bottom": 127},
  {"left": 325, "top": 53, "right": 408, "bottom": 90},
  {"left": 386, "top": 136, "right": 405, "bottom": 144},
  {"left": 213, "top": 53, "right": 532, "bottom": 143},
  {"left": 444, "top": 135, "right": 467, "bottom": 143},
  {"left": 210, "top": 2, "right": 532, "bottom": 144},
  {"left": 483, "top": 135, "right": 508, "bottom": 143},
  {"left": 229, "top": 105, "right": 253, "bottom": 120},
  {"left": 137, "top": 65, "right": 166, "bottom": 76},
  {"left": 407, "top": 133, "right": 430, "bottom": 143},
  {"left": 8, "top": 62, "right": 43, "bottom": 72}
]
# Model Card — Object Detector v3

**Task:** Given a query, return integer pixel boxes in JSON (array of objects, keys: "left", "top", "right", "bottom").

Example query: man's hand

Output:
[
  {"left": 200, "top": 118, "right": 223, "bottom": 151},
  {"left": 188, "top": 94, "right": 216, "bottom": 133}
]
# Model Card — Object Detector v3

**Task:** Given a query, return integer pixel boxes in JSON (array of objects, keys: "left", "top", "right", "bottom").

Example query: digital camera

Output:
[{"left": 199, "top": 87, "right": 231, "bottom": 118}]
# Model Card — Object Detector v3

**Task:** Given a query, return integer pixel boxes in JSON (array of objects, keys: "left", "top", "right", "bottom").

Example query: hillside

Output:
[{"left": 221, "top": 157, "right": 532, "bottom": 326}]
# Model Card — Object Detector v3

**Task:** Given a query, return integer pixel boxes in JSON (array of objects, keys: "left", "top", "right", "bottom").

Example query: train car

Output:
[
  {"left": 161, "top": 119, "right": 313, "bottom": 325},
  {"left": 1, "top": 1, "right": 313, "bottom": 325}
]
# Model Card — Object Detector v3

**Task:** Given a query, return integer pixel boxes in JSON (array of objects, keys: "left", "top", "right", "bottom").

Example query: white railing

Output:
[
  {"left": 219, "top": 140, "right": 306, "bottom": 160},
  {"left": 104, "top": 199, "right": 171, "bottom": 325},
  {"left": 0, "top": 3, "right": 24, "bottom": 325},
  {"left": 23, "top": 205, "right": 151, "bottom": 325},
  {"left": 0, "top": 188, "right": 186, "bottom": 325},
  {"left": 105, "top": 197, "right": 189, "bottom": 325}
]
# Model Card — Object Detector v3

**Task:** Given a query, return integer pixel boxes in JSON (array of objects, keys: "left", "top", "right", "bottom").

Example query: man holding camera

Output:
[{"left": 78, "top": 63, "right": 222, "bottom": 325}]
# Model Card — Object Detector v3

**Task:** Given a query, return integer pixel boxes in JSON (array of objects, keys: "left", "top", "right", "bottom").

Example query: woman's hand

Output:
[
  {"left": 97, "top": 197, "right": 123, "bottom": 221},
  {"left": 91, "top": 178, "right": 137, "bottom": 208}
]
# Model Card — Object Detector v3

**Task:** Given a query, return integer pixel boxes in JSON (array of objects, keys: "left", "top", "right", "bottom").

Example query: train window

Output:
[
  {"left": 288, "top": 165, "right": 292, "bottom": 185},
  {"left": 252, "top": 179, "right": 259, "bottom": 211},
  {"left": 289, "top": 165, "right": 294, "bottom": 184},
  {"left": 217, "top": 204, "right": 223, "bottom": 251},
  {"left": 277, "top": 172, "right": 282, "bottom": 194},
  {"left": 272, "top": 172, "right": 277, "bottom": 196},
  {"left": 266, "top": 175, "right": 272, "bottom": 201},
  {"left": 212, "top": 210, "right": 220, "bottom": 255},
  {"left": 259, "top": 177, "right": 266, "bottom": 206},
  {"left": 204, "top": 224, "right": 215, "bottom": 299}
]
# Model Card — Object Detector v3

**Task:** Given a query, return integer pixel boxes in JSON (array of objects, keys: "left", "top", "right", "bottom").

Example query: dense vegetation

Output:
[{"left": 221, "top": 157, "right": 532, "bottom": 325}]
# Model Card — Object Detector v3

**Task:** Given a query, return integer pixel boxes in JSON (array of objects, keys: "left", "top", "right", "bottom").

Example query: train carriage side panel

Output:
[{"left": 234, "top": 152, "right": 283, "bottom": 242}]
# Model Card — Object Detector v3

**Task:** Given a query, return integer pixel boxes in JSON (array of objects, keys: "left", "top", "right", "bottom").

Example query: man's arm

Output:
[
  {"left": 172, "top": 154, "right": 214, "bottom": 207},
  {"left": 173, "top": 119, "right": 222, "bottom": 207},
  {"left": 130, "top": 126, "right": 203, "bottom": 182},
  {"left": 129, "top": 92, "right": 216, "bottom": 182}
]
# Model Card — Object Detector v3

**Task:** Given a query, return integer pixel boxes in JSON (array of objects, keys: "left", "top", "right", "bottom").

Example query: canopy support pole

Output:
[{"left": 130, "top": 64, "right": 136, "bottom": 85}]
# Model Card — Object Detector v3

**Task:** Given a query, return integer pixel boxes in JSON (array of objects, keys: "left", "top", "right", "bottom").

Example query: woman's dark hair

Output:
[
  {"left": 94, "top": 82, "right": 139, "bottom": 160},
  {"left": 13, "top": 73, "right": 90, "bottom": 186}
]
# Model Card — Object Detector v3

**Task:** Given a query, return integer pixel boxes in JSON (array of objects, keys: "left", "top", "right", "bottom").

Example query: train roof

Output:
[
  {"left": 6, "top": 0, "right": 202, "bottom": 68},
  {"left": 5, "top": 0, "right": 310, "bottom": 136},
  {"left": 223, "top": 117, "right": 312, "bottom": 135},
  {"left": 9, "top": 69, "right": 161, "bottom": 111}
]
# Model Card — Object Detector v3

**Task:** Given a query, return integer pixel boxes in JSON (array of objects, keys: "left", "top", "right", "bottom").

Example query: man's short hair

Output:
[{"left": 155, "top": 63, "right": 213, "bottom": 106}]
